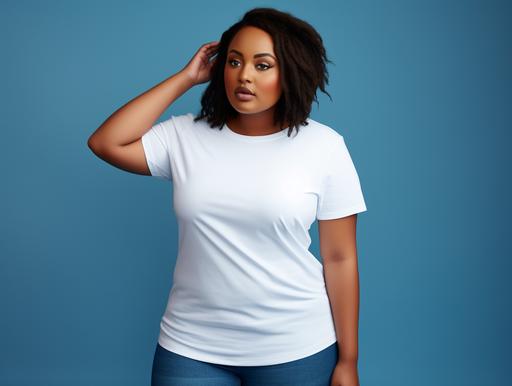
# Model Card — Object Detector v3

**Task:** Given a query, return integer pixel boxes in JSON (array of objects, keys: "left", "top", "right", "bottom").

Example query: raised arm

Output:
[{"left": 87, "top": 41, "right": 219, "bottom": 176}]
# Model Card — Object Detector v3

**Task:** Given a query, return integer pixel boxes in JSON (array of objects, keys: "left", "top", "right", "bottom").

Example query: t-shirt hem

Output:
[{"left": 157, "top": 335, "right": 338, "bottom": 366}]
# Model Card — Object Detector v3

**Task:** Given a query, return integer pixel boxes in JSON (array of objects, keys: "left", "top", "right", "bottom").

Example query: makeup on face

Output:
[
  {"left": 224, "top": 26, "right": 282, "bottom": 118},
  {"left": 227, "top": 49, "right": 277, "bottom": 101},
  {"left": 226, "top": 49, "right": 277, "bottom": 79},
  {"left": 235, "top": 92, "right": 255, "bottom": 101}
]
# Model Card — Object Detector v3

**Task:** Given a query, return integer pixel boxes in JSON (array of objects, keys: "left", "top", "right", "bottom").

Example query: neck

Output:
[{"left": 228, "top": 111, "right": 287, "bottom": 136}]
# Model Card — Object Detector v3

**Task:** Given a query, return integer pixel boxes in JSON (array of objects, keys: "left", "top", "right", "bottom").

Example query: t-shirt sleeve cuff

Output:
[{"left": 316, "top": 203, "right": 367, "bottom": 220}]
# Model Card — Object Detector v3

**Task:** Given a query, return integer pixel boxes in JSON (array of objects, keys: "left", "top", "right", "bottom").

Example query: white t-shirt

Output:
[{"left": 141, "top": 112, "right": 367, "bottom": 366}]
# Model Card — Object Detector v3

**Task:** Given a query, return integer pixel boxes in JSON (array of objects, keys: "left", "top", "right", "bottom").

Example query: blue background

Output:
[{"left": 1, "top": 0, "right": 510, "bottom": 385}]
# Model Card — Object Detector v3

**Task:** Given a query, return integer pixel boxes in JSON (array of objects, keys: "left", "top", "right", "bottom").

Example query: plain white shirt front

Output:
[{"left": 141, "top": 113, "right": 367, "bottom": 365}]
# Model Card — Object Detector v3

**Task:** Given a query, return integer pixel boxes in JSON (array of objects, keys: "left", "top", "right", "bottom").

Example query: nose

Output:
[{"left": 238, "top": 63, "right": 253, "bottom": 84}]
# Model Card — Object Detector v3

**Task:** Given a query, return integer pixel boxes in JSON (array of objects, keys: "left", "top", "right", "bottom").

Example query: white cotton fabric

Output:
[{"left": 141, "top": 112, "right": 367, "bottom": 366}]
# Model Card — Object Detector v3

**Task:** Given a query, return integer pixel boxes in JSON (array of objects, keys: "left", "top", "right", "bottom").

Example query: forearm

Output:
[
  {"left": 323, "top": 257, "right": 360, "bottom": 363},
  {"left": 88, "top": 70, "right": 194, "bottom": 149}
]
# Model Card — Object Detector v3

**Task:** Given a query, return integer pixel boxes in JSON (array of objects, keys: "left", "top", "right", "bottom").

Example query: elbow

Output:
[
  {"left": 87, "top": 134, "right": 103, "bottom": 156},
  {"left": 87, "top": 136, "right": 94, "bottom": 149},
  {"left": 87, "top": 136, "right": 97, "bottom": 152},
  {"left": 322, "top": 250, "right": 357, "bottom": 264}
]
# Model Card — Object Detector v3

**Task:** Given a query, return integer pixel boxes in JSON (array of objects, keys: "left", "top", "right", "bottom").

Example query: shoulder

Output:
[
  {"left": 157, "top": 112, "right": 209, "bottom": 135},
  {"left": 302, "top": 117, "right": 345, "bottom": 151},
  {"left": 169, "top": 112, "right": 197, "bottom": 127},
  {"left": 174, "top": 112, "right": 215, "bottom": 130}
]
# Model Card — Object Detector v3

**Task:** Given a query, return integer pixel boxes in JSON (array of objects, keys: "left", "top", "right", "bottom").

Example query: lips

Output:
[{"left": 235, "top": 86, "right": 255, "bottom": 95}]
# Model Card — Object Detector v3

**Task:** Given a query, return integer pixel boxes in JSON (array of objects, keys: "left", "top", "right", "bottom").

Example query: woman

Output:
[{"left": 88, "top": 7, "right": 367, "bottom": 386}]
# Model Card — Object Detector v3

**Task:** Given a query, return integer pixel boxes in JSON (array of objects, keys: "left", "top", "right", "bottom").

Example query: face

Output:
[{"left": 224, "top": 26, "right": 282, "bottom": 115}]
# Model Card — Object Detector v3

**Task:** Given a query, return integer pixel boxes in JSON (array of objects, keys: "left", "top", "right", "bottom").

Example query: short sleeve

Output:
[
  {"left": 141, "top": 117, "right": 175, "bottom": 181},
  {"left": 316, "top": 135, "right": 367, "bottom": 220}
]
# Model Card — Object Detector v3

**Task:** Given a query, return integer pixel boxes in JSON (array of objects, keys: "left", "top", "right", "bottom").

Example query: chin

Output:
[
  {"left": 232, "top": 106, "right": 268, "bottom": 115},
  {"left": 231, "top": 100, "right": 274, "bottom": 114},
  {"left": 228, "top": 99, "right": 254, "bottom": 112}
]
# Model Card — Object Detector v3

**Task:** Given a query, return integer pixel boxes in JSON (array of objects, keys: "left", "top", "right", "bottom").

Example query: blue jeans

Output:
[{"left": 151, "top": 342, "right": 338, "bottom": 386}]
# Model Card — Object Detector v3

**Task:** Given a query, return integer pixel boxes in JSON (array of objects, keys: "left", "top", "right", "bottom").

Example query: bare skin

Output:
[
  {"left": 87, "top": 41, "right": 219, "bottom": 175},
  {"left": 319, "top": 214, "right": 361, "bottom": 386},
  {"left": 224, "top": 26, "right": 289, "bottom": 136}
]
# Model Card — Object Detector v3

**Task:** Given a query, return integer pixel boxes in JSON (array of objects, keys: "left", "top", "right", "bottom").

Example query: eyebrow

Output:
[{"left": 228, "top": 49, "right": 277, "bottom": 60}]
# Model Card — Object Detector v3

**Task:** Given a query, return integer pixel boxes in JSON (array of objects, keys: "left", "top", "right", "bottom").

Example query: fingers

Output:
[
  {"left": 199, "top": 41, "right": 218, "bottom": 56},
  {"left": 198, "top": 41, "right": 219, "bottom": 62},
  {"left": 205, "top": 42, "right": 219, "bottom": 57},
  {"left": 203, "top": 41, "right": 219, "bottom": 49}
]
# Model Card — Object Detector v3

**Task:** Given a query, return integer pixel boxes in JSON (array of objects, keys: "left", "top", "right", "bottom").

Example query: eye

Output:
[
  {"left": 228, "top": 59, "right": 272, "bottom": 71},
  {"left": 228, "top": 59, "right": 240, "bottom": 67},
  {"left": 256, "top": 63, "right": 271, "bottom": 70}
]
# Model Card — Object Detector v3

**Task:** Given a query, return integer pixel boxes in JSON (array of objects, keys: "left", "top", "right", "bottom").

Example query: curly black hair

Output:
[{"left": 193, "top": 7, "right": 333, "bottom": 138}]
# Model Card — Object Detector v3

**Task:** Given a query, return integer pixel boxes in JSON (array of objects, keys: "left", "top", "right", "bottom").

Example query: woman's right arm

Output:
[
  {"left": 87, "top": 71, "right": 194, "bottom": 176},
  {"left": 87, "top": 41, "right": 219, "bottom": 176}
]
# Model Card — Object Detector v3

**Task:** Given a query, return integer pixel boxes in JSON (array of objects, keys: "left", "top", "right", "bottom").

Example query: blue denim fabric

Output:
[{"left": 151, "top": 342, "right": 338, "bottom": 386}]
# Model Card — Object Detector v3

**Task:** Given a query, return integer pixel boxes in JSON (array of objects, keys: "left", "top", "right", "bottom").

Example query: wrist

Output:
[
  {"left": 338, "top": 358, "right": 358, "bottom": 366},
  {"left": 177, "top": 70, "right": 196, "bottom": 88}
]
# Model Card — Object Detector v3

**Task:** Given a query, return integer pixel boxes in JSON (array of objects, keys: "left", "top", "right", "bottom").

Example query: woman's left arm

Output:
[{"left": 318, "top": 214, "right": 361, "bottom": 386}]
